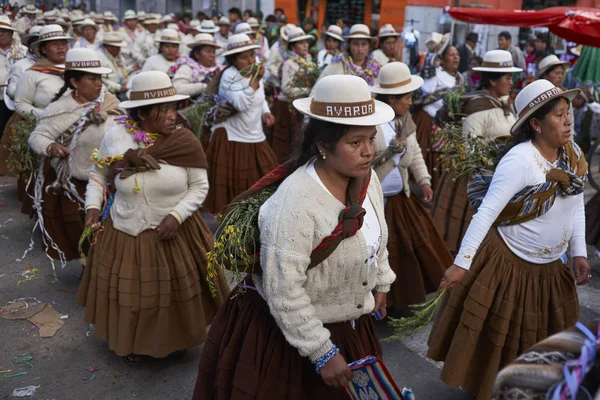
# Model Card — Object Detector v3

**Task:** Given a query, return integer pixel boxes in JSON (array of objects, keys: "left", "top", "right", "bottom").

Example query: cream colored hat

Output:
[
  {"left": 71, "top": 16, "right": 85, "bottom": 26},
  {"left": 286, "top": 26, "right": 313, "bottom": 44},
  {"left": 56, "top": 17, "right": 69, "bottom": 29},
  {"left": 324, "top": 25, "right": 343, "bottom": 42},
  {"left": 35, "top": 15, "right": 44, "bottom": 25},
  {"left": 120, "top": 71, "right": 189, "bottom": 108},
  {"left": 220, "top": 33, "right": 261, "bottom": 57},
  {"left": 371, "top": 62, "right": 424, "bottom": 95},
  {"left": 93, "top": 13, "right": 104, "bottom": 24},
  {"left": 189, "top": 20, "right": 201, "bottom": 31},
  {"left": 0, "top": 15, "right": 16, "bottom": 31},
  {"left": 79, "top": 18, "right": 99, "bottom": 31},
  {"left": 187, "top": 33, "right": 221, "bottom": 49},
  {"left": 247, "top": 17, "right": 260, "bottom": 28},
  {"left": 378, "top": 24, "right": 400, "bottom": 39},
  {"left": 32, "top": 24, "right": 73, "bottom": 48},
  {"left": 199, "top": 19, "right": 218, "bottom": 33},
  {"left": 343, "top": 24, "right": 375, "bottom": 41},
  {"left": 234, "top": 22, "right": 255, "bottom": 36},
  {"left": 123, "top": 10, "right": 137, "bottom": 21},
  {"left": 43, "top": 9, "right": 59, "bottom": 21},
  {"left": 61, "top": 10, "right": 70, "bottom": 20},
  {"left": 218, "top": 16, "right": 231, "bottom": 26},
  {"left": 510, "top": 79, "right": 580, "bottom": 135},
  {"left": 22, "top": 25, "right": 43, "bottom": 44},
  {"left": 536, "top": 54, "right": 570, "bottom": 79},
  {"left": 426, "top": 32, "right": 450, "bottom": 55},
  {"left": 72, "top": 9, "right": 84, "bottom": 17},
  {"left": 143, "top": 16, "right": 160, "bottom": 25},
  {"left": 155, "top": 28, "right": 181, "bottom": 44},
  {"left": 570, "top": 45, "right": 582, "bottom": 57},
  {"left": 161, "top": 15, "right": 173, "bottom": 24},
  {"left": 167, "top": 23, "right": 180, "bottom": 31},
  {"left": 22, "top": 4, "right": 38, "bottom": 14},
  {"left": 294, "top": 75, "right": 394, "bottom": 126},
  {"left": 137, "top": 11, "right": 147, "bottom": 21},
  {"left": 280, "top": 23, "right": 296, "bottom": 41},
  {"left": 103, "top": 11, "right": 117, "bottom": 21},
  {"left": 473, "top": 50, "right": 523, "bottom": 73},
  {"left": 102, "top": 31, "right": 126, "bottom": 47},
  {"left": 55, "top": 48, "right": 112, "bottom": 74}
]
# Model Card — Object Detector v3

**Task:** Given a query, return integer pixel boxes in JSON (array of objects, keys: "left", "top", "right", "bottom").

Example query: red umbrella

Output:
[{"left": 446, "top": 6, "right": 600, "bottom": 47}]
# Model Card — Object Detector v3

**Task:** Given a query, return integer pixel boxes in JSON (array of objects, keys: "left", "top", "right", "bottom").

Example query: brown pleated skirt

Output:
[
  {"left": 271, "top": 99, "right": 303, "bottom": 164},
  {"left": 431, "top": 172, "right": 474, "bottom": 254},
  {"left": 0, "top": 111, "right": 14, "bottom": 176},
  {"left": 413, "top": 110, "right": 441, "bottom": 191},
  {"left": 193, "top": 276, "right": 382, "bottom": 400},
  {"left": 77, "top": 210, "right": 229, "bottom": 358},
  {"left": 41, "top": 165, "right": 87, "bottom": 261},
  {"left": 585, "top": 191, "right": 600, "bottom": 250},
  {"left": 426, "top": 228, "right": 579, "bottom": 400},
  {"left": 204, "top": 128, "right": 278, "bottom": 214},
  {"left": 385, "top": 193, "right": 452, "bottom": 310}
]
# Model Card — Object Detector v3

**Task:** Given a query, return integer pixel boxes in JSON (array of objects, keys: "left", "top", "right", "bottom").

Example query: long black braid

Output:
[{"left": 51, "top": 70, "right": 86, "bottom": 103}]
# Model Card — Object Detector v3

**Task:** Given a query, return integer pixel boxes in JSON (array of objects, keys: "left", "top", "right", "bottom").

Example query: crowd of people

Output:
[{"left": 0, "top": 3, "right": 598, "bottom": 399}]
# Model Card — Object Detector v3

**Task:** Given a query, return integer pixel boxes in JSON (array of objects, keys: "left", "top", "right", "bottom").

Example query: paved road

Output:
[{"left": 0, "top": 176, "right": 598, "bottom": 400}]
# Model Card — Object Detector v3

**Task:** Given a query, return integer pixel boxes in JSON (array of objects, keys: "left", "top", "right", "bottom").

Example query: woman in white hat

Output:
[
  {"left": 432, "top": 50, "right": 522, "bottom": 254},
  {"left": 193, "top": 74, "right": 396, "bottom": 400},
  {"left": 78, "top": 70, "right": 228, "bottom": 365},
  {"left": 371, "top": 62, "right": 452, "bottom": 310},
  {"left": 96, "top": 32, "right": 129, "bottom": 99},
  {"left": 13, "top": 4, "right": 38, "bottom": 35},
  {"left": 316, "top": 24, "right": 381, "bottom": 88},
  {"left": 171, "top": 33, "right": 222, "bottom": 99},
  {"left": 141, "top": 28, "right": 181, "bottom": 73},
  {"left": 131, "top": 16, "right": 161, "bottom": 66},
  {"left": 264, "top": 23, "right": 296, "bottom": 94},
  {"left": 102, "top": 11, "right": 118, "bottom": 34},
  {"left": 73, "top": 19, "right": 101, "bottom": 50},
  {"left": 118, "top": 10, "right": 144, "bottom": 68},
  {"left": 248, "top": 17, "right": 271, "bottom": 60},
  {"left": 372, "top": 24, "right": 401, "bottom": 67},
  {"left": 234, "top": 21, "right": 270, "bottom": 61},
  {"left": 536, "top": 54, "right": 575, "bottom": 136},
  {"left": 428, "top": 79, "right": 589, "bottom": 399},
  {"left": 271, "top": 26, "right": 318, "bottom": 163},
  {"left": 214, "top": 16, "right": 230, "bottom": 60},
  {"left": 317, "top": 24, "right": 343, "bottom": 70},
  {"left": 27, "top": 48, "right": 121, "bottom": 264},
  {"left": 203, "top": 33, "right": 277, "bottom": 214},
  {"left": 412, "top": 33, "right": 460, "bottom": 191}
]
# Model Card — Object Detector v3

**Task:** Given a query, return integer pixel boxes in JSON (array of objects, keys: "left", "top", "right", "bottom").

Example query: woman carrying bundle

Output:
[{"left": 204, "top": 33, "right": 276, "bottom": 214}]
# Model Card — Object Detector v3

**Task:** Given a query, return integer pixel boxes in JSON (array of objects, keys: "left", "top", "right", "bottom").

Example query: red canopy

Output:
[{"left": 447, "top": 6, "right": 600, "bottom": 47}]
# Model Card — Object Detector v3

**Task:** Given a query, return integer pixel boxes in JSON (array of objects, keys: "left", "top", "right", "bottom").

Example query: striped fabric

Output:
[
  {"left": 345, "top": 356, "right": 405, "bottom": 400},
  {"left": 467, "top": 141, "right": 587, "bottom": 227}
]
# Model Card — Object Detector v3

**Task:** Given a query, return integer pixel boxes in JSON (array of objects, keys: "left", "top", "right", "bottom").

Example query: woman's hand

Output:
[
  {"left": 573, "top": 256, "right": 591, "bottom": 286},
  {"left": 421, "top": 184, "right": 433, "bottom": 203},
  {"left": 85, "top": 209, "right": 101, "bottom": 228},
  {"left": 373, "top": 292, "right": 387, "bottom": 319},
  {"left": 389, "top": 137, "right": 407, "bottom": 154},
  {"left": 263, "top": 112, "right": 275, "bottom": 127},
  {"left": 156, "top": 215, "right": 180, "bottom": 240},
  {"left": 320, "top": 353, "right": 352, "bottom": 388},
  {"left": 49, "top": 143, "right": 70, "bottom": 158},
  {"left": 439, "top": 265, "right": 467, "bottom": 290}
]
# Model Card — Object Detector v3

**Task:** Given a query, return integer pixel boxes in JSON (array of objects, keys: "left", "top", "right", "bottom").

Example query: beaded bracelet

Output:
[{"left": 314, "top": 345, "right": 340, "bottom": 374}]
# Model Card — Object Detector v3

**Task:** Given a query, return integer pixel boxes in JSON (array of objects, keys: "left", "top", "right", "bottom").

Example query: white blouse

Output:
[
  {"left": 141, "top": 54, "right": 177, "bottom": 74},
  {"left": 422, "top": 68, "right": 457, "bottom": 118},
  {"left": 455, "top": 141, "right": 586, "bottom": 270},
  {"left": 15, "top": 70, "right": 66, "bottom": 118},
  {"left": 379, "top": 122, "right": 404, "bottom": 197}
]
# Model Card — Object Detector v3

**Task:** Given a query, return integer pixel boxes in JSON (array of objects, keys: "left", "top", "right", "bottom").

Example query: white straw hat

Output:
[
  {"left": 324, "top": 25, "right": 343, "bottom": 42},
  {"left": 343, "top": 24, "right": 375, "bottom": 41},
  {"left": 32, "top": 24, "right": 73, "bottom": 48},
  {"left": 123, "top": 10, "right": 137, "bottom": 20},
  {"left": 167, "top": 23, "right": 180, "bottom": 31},
  {"left": 510, "top": 79, "right": 580, "bottom": 135},
  {"left": 55, "top": 48, "right": 112, "bottom": 74},
  {"left": 189, "top": 19, "right": 201, "bottom": 31},
  {"left": 220, "top": 33, "right": 260, "bottom": 57},
  {"left": 103, "top": 11, "right": 117, "bottom": 21},
  {"left": 187, "top": 33, "right": 221, "bottom": 49},
  {"left": 0, "top": 15, "right": 17, "bottom": 31},
  {"left": 536, "top": 54, "right": 570, "bottom": 79},
  {"left": 119, "top": 71, "right": 189, "bottom": 108},
  {"left": 22, "top": 4, "right": 38, "bottom": 14},
  {"left": 43, "top": 9, "right": 59, "bottom": 21},
  {"left": 247, "top": 17, "right": 260, "bottom": 28},
  {"left": 286, "top": 26, "right": 313, "bottom": 44},
  {"left": 79, "top": 18, "right": 99, "bottom": 31},
  {"left": 137, "top": 11, "right": 147, "bottom": 21},
  {"left": 102, "top": 32, "right": 126, "bottom": 47},
  {"left": 155, "top": 28, "right": 181, "bottom": 44},
  {"left": 426, "top": 32, "right": 450, "bottom": 55},
  {"left": 473, "top": 50, "right": 523, "bottom": 73},
  {"left": 280, "top": 23, "right": 296, "bottom": 41},
  {"left": 217, "top": 16, "right": 231, "bottom": 26},
  {"left": 199, "top": 19, "right": 219, "bottom": 33},
  {"left": 234, "top": 22, "right": 255, "bottom": 36},
  {"left": 371, "top": 62, "right": 424, "bottom": 95},
  {"left": 143, "top": 15, "right": 160, "bottom": 25},
  {"left": 378, "top": 24, "right": 400, "bottom": 39},
  {"left": 293, "top": 75, "right": 394, "bottom": 126},
  {"left": 22, "top": 25, "right": 43, "bottom": 44},
  {"left": 161, "top": 15, "right": 173, "bottom": 24}
]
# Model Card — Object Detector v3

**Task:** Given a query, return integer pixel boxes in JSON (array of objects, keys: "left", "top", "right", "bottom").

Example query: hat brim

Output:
[
  {"left": 55, "top": 64, "right": 113, "bottom": 74},
  {"left": 199, "top": 27, "right": 219, "bottom": 33},
  {"left": 32, "top": 36, "right": 74, "bottom": 48},
  {"left": 0, "top": 25, "right": 17, "bottom": 32},
  {"left": 288, "top": 34, "right": 314, "bottom": 43},
  {"left": 324, "top": 32, "right": 344, "bottom": 42},
  {"left": 370, "top": 76, "right": 424, "bottom": 95},
  {"left": 535, "top": 61, "right": 570, "bottom": 79},
  {"left": 510, "top": 88, "right": 580, "bottom": 136},
  {"left": 21, "top": 33, "right": 40, "bottom": 43},
  {"left": 292, "top": 97, "right": 395, "bottom": 126},
  {"left": 472, "top": 66, "right": 523, "bottom": 73},
  {"left": 570, "top": 48, "right": 581, "bottom": 56},
  {"left": 119, "top": 94, "right": 190, "bottom": 109},
  {"left": 378, "top": 33, "right": 400, "bottom": 39},
  {"left": 156, "top": 39, "right": 182, "bottom": 44},
  {"left": 344, "top": 34, "right": 376, "bottom": 41},
  {"left": 81, "top": 25, "right": 100, "bottom": 31},
  {"left": 187, "top": 40, "right": 221, "bottom": 49},
  {"left": 220, "top": 43, "right": 261, "bottom": 57},
  {"left": 436, "top": 36, "right": 450, "bottom": 55},
  {"left": 103, "top": 41, "right": 127, "bottom": 48}
]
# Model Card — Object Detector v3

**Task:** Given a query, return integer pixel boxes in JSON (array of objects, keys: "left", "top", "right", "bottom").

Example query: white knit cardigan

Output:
[{"left": 253, "top": 163, "right": 396, "bottom": 363}]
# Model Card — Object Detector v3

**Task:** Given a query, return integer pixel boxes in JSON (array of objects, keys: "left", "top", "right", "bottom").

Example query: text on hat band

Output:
[
  {"left": 0, "top": 21, "right": 12, "bottom": 28},
  {"left": 39, "top": 31, "right": 66, "bottom": 40},
  {"left": 66, "top": 60, "right": 102, "bottom": 69},
  {"left": 227, "top": 39, "right": 255, "bottom": 50},
  {"left": 519, "top": 87, "right": 563, "bottom": 119},
  {"left": 482, "top": 60, "right": 514, "bottom": 68},
  {"left": 380, "top": 78, "right": 412, "bottom": 89},
  {"left": 160, "top": 36, "right": 179, "bottom": 42},
  {"left": 130, "top": 86, "right": 178, "bottom": 101},
  {"left": 310, "top": 99, "right": 375, "bottom": 118}
]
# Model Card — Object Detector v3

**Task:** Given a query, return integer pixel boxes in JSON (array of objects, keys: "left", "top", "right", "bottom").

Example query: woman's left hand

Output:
[
  {"left": 573, "top": 256, "right": 591, "bottom": 286},
  {"left": 263, "top": 112, "right": 275, "bottom": 127},
  {"left": 421, "top": 184, "right": 433, "bottom": 203},
  {"left": 157, "top": 215, "right": 180, "bottom": 240},
  {"left": 373, "top": 292, "right": 387, "bottom": 319}
]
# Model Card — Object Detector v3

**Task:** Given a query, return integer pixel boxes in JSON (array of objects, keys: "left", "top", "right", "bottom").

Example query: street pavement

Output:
[{"left": 1, "top": 175, "right": 599, "bottom": 400}]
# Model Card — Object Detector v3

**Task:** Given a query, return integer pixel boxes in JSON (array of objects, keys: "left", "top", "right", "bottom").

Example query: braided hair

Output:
[
  {"left": 289, "top": 118, "right": 350, "bottom": 169},
  {"left": 51, "top": 70, "right": 86, "bottom": 103}
]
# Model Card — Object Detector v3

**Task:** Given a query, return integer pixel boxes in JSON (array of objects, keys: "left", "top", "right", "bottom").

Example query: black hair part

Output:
[
  {"left": 266, "top": 15, "right": 276, "bottom": 23},
  {"left": 51, "top": 70, "right": 87, "bottom": 102},
  {"left": 468, "top": 55, "right": 483, "bottom": 66},
  {"left": 255, "top": 11, "right": 264, "bottom": 21},
  {"left": 129, "top": 103, "right": 163, "bottom": 125},
  {"left": 374, "top": 92, "right": 412, "bottom": 105},
  {"left": 274, "top": 8, "right": 285, "bottom": 14},
  {"left": 189, "top": 45, "right": 209, "bottom": 62},
  {"left": 378, "top": 36, "right": 397, "bottom": 50},
  {"left": 514, "top": 97, "right": 570, "bottom": 144},
  {"left": 290, "top": 118, "right": 350, "bottom": 168},
  {"left": 225, "top": 54, "right": 237, "bottom": 66},
  {"left": 479, "top": 71, "right": 509, "bottom": 90},
  {"left": 243, "top": 9, "right": 253, "bottom": 17},
  {"left": 498, "top": 31, "right": 511, "bottom": 41},
  {"left": 228, "top": 7, "right": 242, "bottom": 18}
]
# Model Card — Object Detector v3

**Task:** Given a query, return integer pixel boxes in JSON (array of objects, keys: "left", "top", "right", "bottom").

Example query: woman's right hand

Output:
[
  {"left": 85, "top": 209, "right": 101, "bottom": 228},
  {"left": 439, "top": 264, "right": 467, "bottom": 290},
  {"left": 49, "top": 143, "right": 70, "bottom": 158},
  {"left": 320, "top": 353, "right": 352, "bottom": 388}
]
